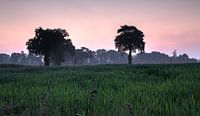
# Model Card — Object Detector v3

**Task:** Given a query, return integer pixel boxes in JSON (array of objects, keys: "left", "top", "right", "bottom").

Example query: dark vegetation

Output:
[
  {"left": 114, "top": 25, "right": 145, "bottom": 64},
  {"left": 0, "top": 50, "right": 197, "bottom": 66},
  {"left": 26, "top": 27, "right": 75, "bottom": 66},
  {"left": 25, "top": 25, "right": 145, "bottom": 66},
  {"left": 0, "top": 64, "right": 200, "bottom": 115},
  {"left": 0, "top": 25, "right": 197, "bottom": 66}
]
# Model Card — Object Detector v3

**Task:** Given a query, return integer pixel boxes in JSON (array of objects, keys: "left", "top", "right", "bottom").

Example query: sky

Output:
[{"left": 0, "top": 0, "right": 200, "bottom": 58}]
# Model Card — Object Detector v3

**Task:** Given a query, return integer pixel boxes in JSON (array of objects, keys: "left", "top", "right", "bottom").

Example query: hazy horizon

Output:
[{"left": 0, "top": 0, "right": 200, "bottom": 58}]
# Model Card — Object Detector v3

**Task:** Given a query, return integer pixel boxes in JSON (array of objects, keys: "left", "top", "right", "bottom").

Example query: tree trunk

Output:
[
  {"left": 44, "top": 53, "right": 50, "bottom": 66},
  {"left": 128, "top": 48, "right": 132, "bottom": 65}
]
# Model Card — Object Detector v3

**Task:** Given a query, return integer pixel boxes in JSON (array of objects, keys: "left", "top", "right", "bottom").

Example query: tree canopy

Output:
[
  {"left": 114, "top": 25, "right": 145, "bottom": 64},
  {"left": 26, "top": 27, "right": 75, "bottom": 66}
]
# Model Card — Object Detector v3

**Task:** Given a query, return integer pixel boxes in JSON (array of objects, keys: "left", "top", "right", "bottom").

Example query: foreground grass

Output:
[{"left": 0, "top": 64, "right": 200, "bottom": 116}]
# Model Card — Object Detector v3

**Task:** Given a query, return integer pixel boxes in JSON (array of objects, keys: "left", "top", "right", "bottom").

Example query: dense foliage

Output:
[
  {"left": 115, "top": 25, "right": 145, "bottom": 64},
  {"left": 26, "top": 27, "right": 75, "bottom": 66},
  {"left": 0, "top": 64, "right": 200, "bottom": 115},
  {"left": 0, "top": 51, "right": 198, "bottom": 65}
]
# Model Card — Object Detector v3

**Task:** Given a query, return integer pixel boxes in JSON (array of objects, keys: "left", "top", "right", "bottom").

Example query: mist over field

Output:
[{"left": 0, "top": 50, "right": 198, "bottom": 66}]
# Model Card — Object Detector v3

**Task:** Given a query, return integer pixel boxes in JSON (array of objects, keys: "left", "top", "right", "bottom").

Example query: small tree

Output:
[
  {"left": 73, "top": 47, "right": 94, "bottom": 65},
  {"left": 26, "top": 27, "right": 75, "bottom": 66},
  {"left": 114, "top": 25, "right": 145, "bottom": 64},
  {"left": 10, "top": 53, "right": 21, "bottom": 64}
]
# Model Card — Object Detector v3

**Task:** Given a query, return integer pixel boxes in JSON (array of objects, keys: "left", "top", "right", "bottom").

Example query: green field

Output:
[{"left": 0, "top": 64, "right": 200, "bottom": 116}]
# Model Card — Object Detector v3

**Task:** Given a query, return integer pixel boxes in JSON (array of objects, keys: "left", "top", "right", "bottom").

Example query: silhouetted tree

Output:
[
  {"left": 114, "top": 25, "right": 145, "bottom": 64},
  {"left": 73, "top": 47, "right": 94, "bottom": 65},
  {"left": 172, "top": 49, "right": 177, "bottom": 58},
  {"left": 10, "top": 53, "right": 21, "bottom": 64},
  {"left": 133, "top": 51, "right": 197, "bottom": 64},
  {"left": 27, "top": 53, "right": 43, "bottom": 66},
  {"left": 26, "top": 27, "right": 75, "bottom": 66},
  {"left": 0, "top": 54, "right": 10, "bottom": 64},
  {"left": 106, "top": 50, "right": 128, "bottom": 64},
  {"left": 20, "top": 51, "right": 28, "bottom": 65},
  {"left": 96, "top": 49, "right": 108, "bottom": 64},
  {"left": 80, "top": 47, "right": 94, "bottom": 64},
  {"left": 134, "top": 52, "right": 170, "bottom": 64},
  {"left": 74, "top": 49, "right": 85, "bottom": 64}
]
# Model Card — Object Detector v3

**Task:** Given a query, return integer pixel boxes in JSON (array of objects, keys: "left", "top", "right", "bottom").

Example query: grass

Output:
[{"left": 0, "top": 64, "right": 200, "bottom": 116}]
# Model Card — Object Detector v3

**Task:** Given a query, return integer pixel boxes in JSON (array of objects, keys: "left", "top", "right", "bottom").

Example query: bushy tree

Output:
[
  {"left": 74, "top": 47, "right": 94, "bottom": 65},
  {"left": 10, "top": 53, "right": 21, "bottom": 64},
  {"left": 26, "top": 27, "right": 75, "bottom": 66},
  {"left": 114, "top": 25, "right": 145, "bottom": 64}
]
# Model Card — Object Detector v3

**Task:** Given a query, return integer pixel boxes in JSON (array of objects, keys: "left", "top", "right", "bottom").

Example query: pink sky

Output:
[{"left": 0, "top": 0, "right": 200, "bottom": 58}]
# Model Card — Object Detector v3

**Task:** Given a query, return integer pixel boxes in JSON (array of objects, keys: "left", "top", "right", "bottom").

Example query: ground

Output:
[{"left": 0, "top": 64, "right": 200, "bottom": 116}]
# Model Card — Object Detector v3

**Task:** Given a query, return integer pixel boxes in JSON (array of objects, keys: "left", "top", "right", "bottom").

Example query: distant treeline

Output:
[
  {"left": 134, "top": 51, "right": 198, "bottom": 64},
  {"left": 0, "top": 48, "right": 198, "bottom": 66}
]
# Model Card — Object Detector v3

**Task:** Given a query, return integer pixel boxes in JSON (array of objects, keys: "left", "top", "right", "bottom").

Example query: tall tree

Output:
[
  {"left": 26, "top": 27, "right": 75, "bottom": 66},
  {"left": 114, "top": 25, "right": 145, "bottom": 64}
]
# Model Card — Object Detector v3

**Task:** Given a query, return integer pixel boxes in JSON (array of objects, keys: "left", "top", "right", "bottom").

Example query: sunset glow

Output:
[{"left": 0, "top": 0, "right": 200, "bottom": 58}]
